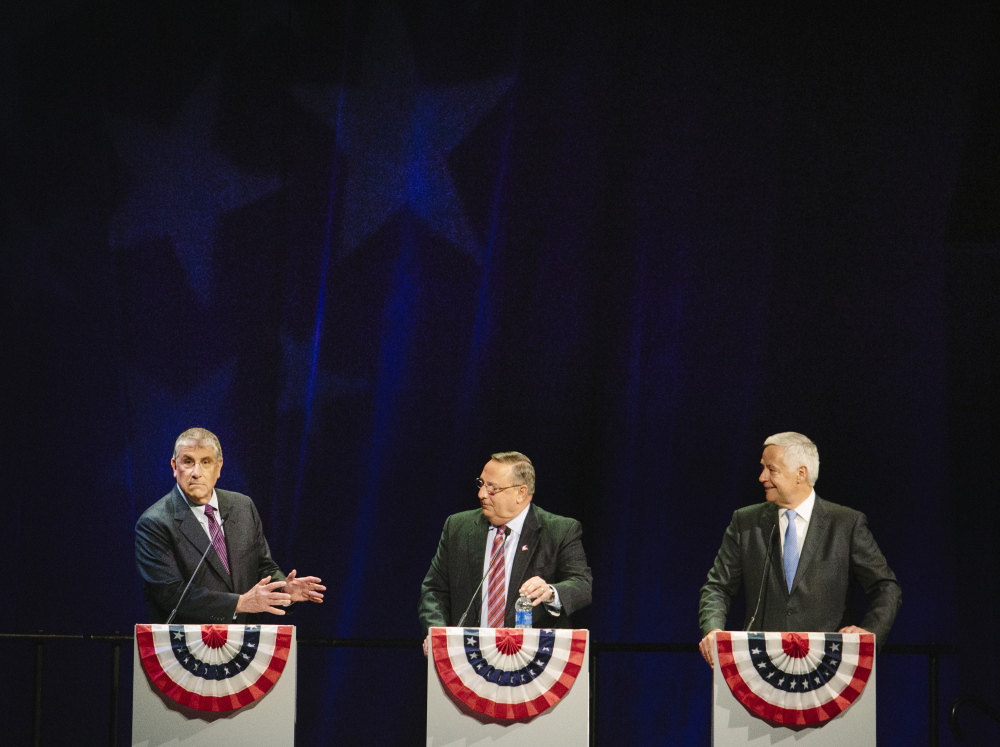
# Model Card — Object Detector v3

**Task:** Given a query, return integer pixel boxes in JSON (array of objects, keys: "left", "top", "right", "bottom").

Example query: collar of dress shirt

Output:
[
  {"left": 782, "top": 489, "right": 816, "bottom": 524},
  {"left": 186, "top": 490, "right": 222, "bottom": 529},
  {"left": 495, "top": 502, "right": 530, "bottom": 540}
]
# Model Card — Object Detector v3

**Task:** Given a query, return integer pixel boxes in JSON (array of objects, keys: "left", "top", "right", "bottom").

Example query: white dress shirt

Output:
[
  {"left": 478, "top": 505, "right": 562, "bottom": 626},
  {"left": 185, "top": 489, "right": 225, "bottom": 540},
  {"left": 779, "top": 489, "right": 815, "bottom": 558}
]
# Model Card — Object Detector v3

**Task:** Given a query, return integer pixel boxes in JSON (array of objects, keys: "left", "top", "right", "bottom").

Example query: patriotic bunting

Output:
[
  {"left": 717, "top": 631, "right": 874, "bottom": 725},
  {"left": 136, "top": 624, "right": 293, "bottom": 712},
  {"left": 431, "top": 627, "right": 587, "bottom": 720}
]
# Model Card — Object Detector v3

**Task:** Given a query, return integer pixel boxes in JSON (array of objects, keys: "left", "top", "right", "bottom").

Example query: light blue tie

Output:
[{"left": 783, "top": 509, "right": 799, "bottom": 592}]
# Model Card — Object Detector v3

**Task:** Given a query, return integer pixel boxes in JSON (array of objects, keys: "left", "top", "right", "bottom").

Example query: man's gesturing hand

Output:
[
  {"left": 283, "top": 569, "right": 326, "bottom": 603},
  {"left": 236, "top": 576, "right": 292, "bottom": 615}
]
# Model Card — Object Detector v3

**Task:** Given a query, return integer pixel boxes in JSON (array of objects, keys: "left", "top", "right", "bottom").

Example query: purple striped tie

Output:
[
  {"left": 485, "top": 525, "right": 508, "bottom": 628},
  {"left": 203, "top": 504, "right": 230, "bottom": 574}
]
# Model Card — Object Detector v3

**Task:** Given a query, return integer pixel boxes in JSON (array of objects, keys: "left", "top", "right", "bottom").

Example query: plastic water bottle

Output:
[{"left": 515, "top": 595, "right": 533, "bottom": 628}]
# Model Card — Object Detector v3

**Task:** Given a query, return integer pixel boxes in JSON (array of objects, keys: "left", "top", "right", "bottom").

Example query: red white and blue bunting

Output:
[
  {"left": 717, "top": 631, "right": 874, "bottom": 725},
  {"left": 431, "top": 627, "right": 587, "bottom": 720},
  {"left": 136, "top": 624, "right": 293, "bottom": 712}
]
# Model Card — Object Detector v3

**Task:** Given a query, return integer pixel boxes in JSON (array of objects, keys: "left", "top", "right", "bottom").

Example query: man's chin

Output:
[{"left": 184, "top": 489, "right": 212, "bottom": 505}]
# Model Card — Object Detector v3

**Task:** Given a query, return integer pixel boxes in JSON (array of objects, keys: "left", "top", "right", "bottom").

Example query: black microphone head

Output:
[{"left": 504, "top": 527, "right": 511, "bottom": 536}]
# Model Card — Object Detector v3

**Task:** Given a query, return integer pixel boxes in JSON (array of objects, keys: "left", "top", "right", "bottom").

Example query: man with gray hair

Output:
[
  {"left": 135, "top": 427, "right": 325, "bottom": 624},
  {"left": 698, "top": 432, "right": 901, "bottom": 666},
  {"left": 419, "top": 451, "right": 592, "bottom": 654}
]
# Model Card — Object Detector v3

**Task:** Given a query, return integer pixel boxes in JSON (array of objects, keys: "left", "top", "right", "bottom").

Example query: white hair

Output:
[
  {"left": 491, "top": 451, "right": 535, "bottom": 494},
  {"left": 763, "top": 432, "right": 819, "bottom": 486},
  {"left": 173, "top": 427, "right": 223, "bottom": 460}
]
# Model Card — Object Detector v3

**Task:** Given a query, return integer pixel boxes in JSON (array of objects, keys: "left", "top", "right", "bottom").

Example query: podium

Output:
[
  {"left": 427, "top": 627, "right": 590, "bottom": 746},
  {"left": 713, "top": 631, "right": 876, "bottom": 746},
  {"left": 132, "top": 624, "right": 296, "bottom": 747}
]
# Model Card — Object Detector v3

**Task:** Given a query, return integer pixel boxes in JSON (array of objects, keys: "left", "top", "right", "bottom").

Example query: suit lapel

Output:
[
  {"left": 508, "top": 505, "right": 539, "bottom": 620},
  {"left": 758, "top": 503, "right": 785, "bottom": 595},
  {"left": 791, "top": 495, "right": 827, "bottom": 593},
  {"left": 173, "top": 486, "right": 233, "bottom": 592},
  {"left": 465, "top": 514, "right": 490, "bottom": 626}
]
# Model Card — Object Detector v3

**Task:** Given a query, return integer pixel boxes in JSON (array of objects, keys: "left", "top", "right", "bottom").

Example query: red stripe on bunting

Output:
[
  {"left": 136, "top": 625, "right": 292, "bottom": 713},
  {"left": 717, "top": 632, "right": 874, "bottom": 726},
  {"left": 432, "top": 628, "right": 587, "bottom": 720}
]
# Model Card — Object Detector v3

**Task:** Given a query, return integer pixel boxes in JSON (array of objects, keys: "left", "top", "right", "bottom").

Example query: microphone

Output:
[
  {"left": 166, "top": 518, "right": 225, "bottom": 625},
  {"left": 745, "top": 523, "right": 776, "bottom": 632},
  {"left": 457, "top": 526, "right": 510, "bottom": 628}
]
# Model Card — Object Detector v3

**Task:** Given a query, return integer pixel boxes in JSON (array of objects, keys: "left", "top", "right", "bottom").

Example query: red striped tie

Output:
[
  {"left": 203, "top": 504, "right": 230, "bottom": 574},
  {"left": 485, "top": 525, "right": 508, "bottom": 628}
]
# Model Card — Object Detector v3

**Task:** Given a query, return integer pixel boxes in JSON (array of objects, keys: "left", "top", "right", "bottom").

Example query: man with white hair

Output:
[
  {"left": 698, "top": 432, "right": 901, "bottom": 667},
  {"left": 135, "top": 427, "right": 325, "bottom": 624}
]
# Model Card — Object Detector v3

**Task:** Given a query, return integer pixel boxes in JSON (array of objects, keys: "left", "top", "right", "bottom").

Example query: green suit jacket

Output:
[{"left": 419, "top": 503, "right": 592, "bottom": 632}]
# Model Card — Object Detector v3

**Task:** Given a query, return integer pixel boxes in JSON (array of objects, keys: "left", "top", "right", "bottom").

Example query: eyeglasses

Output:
[{"left": 476, "top": 477, "right": 524, "bottom": 496}]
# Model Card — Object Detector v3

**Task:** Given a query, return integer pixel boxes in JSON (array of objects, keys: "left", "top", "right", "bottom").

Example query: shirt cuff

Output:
[{"left": 543, "top": 585, "right": 563, "bottom": 615}]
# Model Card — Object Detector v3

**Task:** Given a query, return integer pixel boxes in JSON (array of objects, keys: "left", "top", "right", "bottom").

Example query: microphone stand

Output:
[{"left": 166, "top": 519, "right": 224, "bottom": 625}]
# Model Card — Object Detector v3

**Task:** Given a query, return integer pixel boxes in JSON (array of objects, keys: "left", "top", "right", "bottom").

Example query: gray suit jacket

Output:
[
  {"left": 135, "top": 486, "right": 285, "bottom": 624},
  {"left": 418, "top": 504, "right": 593, "bottom": 633},
  {"left": 699, "top": 496, "right": 901, "bottom": 643}
]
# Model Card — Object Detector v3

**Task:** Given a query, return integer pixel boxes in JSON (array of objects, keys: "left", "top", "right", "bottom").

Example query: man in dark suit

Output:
[
  {"left": 135, "top": 427, "right": 325, "bottom": 624},
  {"left": 698, "top": 432, "right": 901, "bottom": 666},
  {"left": 419, "top": 451, "right": 592, "bottom": 654}
]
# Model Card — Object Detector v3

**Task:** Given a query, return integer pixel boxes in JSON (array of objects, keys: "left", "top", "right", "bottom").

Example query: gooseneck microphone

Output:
[
  {"left": 456, "top": 526, "right": 511, "bottom": 628},
  {"left": 166, "top": 517, "right": 224, "bottom": 625},
  {"left": 745, "top": 523, "right": 776, "bottom": 632}
]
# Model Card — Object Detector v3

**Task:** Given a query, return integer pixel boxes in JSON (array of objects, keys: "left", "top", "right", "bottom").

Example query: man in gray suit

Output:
[
  {"left": 419, "top": 451, "right": 592, "bottom": 655},
  {"left": 135, "top": 427, "right": 325, "bottom": 624},
  {"left": 698, "top": 432, "right": 901, "bottom": 666}
]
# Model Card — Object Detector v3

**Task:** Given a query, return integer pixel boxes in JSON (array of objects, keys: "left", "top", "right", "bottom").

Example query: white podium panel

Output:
[
  {"left": 427, "top": 628, "right": 590, "bottom": 746},
  {"left": 132, "top": 625, "right": 296, "bottom": 747},
  {"left": 712, "top": 634, "right": 876, "bottom": 747}
]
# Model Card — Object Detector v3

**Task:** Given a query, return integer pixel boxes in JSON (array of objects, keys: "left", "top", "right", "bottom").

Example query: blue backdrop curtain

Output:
[{"left": 2, "top": 1, "right": 998, "bottom": 744}]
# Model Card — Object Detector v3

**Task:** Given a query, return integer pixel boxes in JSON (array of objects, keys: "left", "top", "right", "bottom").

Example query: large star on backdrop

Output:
[
  {"left": 109, "top": 67, "right": 281, "bottom": 303},
  {"left": 278, "top": 331, "right": 371, "bottom": 415},
  {"left": 296, "top": 1, "right": 514, "bottom": 264}
]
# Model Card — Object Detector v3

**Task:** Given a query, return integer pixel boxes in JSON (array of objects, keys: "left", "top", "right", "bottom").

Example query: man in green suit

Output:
[
  {"left": 419, "top": 451, "right": 592, "bottom": 654},
  {"left": 698, "top": 432, "right": 902, "bottom": 666}
]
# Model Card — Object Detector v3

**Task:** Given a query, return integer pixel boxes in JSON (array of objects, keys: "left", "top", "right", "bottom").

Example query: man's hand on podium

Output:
[
  {"left": 237, "top": 576, "right": 292, "bottom": 615},
  {"left": 838, "top": 625, "right": 871, "bottom": 635},
  {"left": 283, "top": 569, "right": 326, "bottom": 603},
  {"left": 699, "top": 629, "right": 722, "bottom": 668}
]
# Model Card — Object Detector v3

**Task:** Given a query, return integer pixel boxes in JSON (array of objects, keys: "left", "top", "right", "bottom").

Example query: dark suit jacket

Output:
[
  {"left": 418, "top": 504, "right": 592, "bottom": 633},
  {"left": 699, "top": 496, "right": 902, "bottom": 643},
  {"left": 135, "top": 486, "right": 285, "bottom": 624}
]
